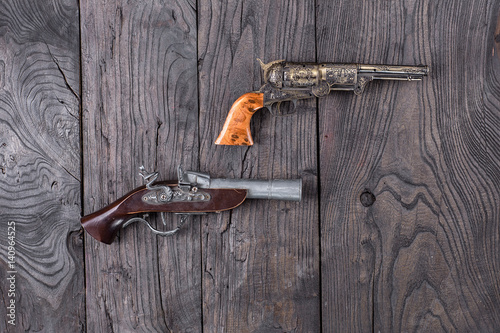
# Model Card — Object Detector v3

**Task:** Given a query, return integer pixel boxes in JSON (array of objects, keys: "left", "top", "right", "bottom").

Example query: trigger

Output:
[{"left": 269, "top": 102, "right": 281, "bottom": 116}]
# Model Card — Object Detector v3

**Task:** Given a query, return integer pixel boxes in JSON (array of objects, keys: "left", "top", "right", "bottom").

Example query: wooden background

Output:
[{"left": 1, "top": 0, "right": 499, "bottom": 331}]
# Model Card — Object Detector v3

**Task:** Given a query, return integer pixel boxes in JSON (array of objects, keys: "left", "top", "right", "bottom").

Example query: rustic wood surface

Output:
[
  {"left": 81, "top": 0, "right": 201, "bottom": 331},
  {"left": 318, "top": 0, "right": 500, "bottom": 332},
  {"left": 197, "top": 1, "right": 319, "bottom": 331},
  {"left": 1, "top": 0, "right": 499, "bottom": 332},
  {"left": 0, "top": 0, "right": 84, "bottom": 332}
]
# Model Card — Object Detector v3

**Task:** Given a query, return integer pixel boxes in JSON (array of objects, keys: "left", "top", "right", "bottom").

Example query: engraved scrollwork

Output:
[
  {"left": 376, "top": 65, "right": 391, "bottom": 72},
  {"left": 325, "top": 65, "right": 357, "bottom": 85},
  {"left": 312, "top": 81, "right": 331, "bottom": 97},
  {"left": 402, "top": 67, "right": 428, "bottom": 74},
  {"left": 258, "top": 59, "right": 285, "bottom": 88},
  {"left": 142, "top": 186, "right": 211, "bottom": 205},
  {"left": 354, "top": 76, "right": 374, "bottom": 95},
  {"left": 284, "top": 63, "right": 318, "bottom": 87}
]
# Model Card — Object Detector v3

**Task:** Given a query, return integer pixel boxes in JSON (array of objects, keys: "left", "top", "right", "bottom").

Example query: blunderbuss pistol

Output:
[
  {"left": 81, "top": 166, "right": 302, "bottom": 244},
  {"left": 215, "top": 59, "right": 429, "bottom": 146}
]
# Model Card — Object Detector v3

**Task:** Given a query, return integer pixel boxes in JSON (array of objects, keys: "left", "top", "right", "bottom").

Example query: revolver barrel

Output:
[{"left": 358, "top": 64, "right": 429, "bottom": 81}]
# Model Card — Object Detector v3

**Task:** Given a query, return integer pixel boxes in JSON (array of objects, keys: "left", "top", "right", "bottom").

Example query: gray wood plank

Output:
[
  {"left": 318, "top": 0, "right": 500, "bottom": 331},
  {"left": 0, "top": 0, "right": 83, "bottom": 331},
  {"left": 81, "top": 0, "right": 200, "bottom": 331},
  {"left": 198, "top": 0, "right": 320, "bottom": 331}
]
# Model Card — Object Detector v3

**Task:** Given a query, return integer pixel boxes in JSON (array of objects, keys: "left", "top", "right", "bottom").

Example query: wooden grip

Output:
[
  {"left": 81, "top": 191, "right": 138, "bottom": 244},
  {"left": 81, "top": 184, "right": 166, "bottom": 244},
  {"left": 81, "top": 183, "right": 248, "bottom": 244},
  {"left": 215, "top": 92, "right": 264, "bottom": 145}
]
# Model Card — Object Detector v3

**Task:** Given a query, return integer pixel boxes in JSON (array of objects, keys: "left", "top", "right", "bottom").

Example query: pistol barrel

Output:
[
  {"left": 179, "top": 168, "right": 302, "bottom": 201},
  {"left": 358, "top": 64, "right": 429, "bottom": 81},
  {"left": 204, "top": 178, "right": 302, "bottom": 201}
]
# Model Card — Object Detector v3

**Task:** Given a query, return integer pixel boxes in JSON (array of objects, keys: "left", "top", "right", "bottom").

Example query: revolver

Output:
[{"left": 215, "top": 59, "right": 428, "bottom": 146}]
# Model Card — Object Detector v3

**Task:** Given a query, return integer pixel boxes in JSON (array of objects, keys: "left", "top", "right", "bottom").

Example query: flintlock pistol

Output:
[{"left": 81, "top": 166, "right": 302, "bottom": 244}]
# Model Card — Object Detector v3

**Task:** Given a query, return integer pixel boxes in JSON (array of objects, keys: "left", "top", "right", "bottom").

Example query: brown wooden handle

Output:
[
  {"left": 81, "top": 183, "right": 172, "bottom": 244},
  {"left": 81, "top": 184, "right": 248, "bottom": 244},
  {"left": 81, "top": 192, "right": 138, "bottom": 244},
  {"left": 81, "top": 205, "right": 127, "bottom": 245},
  {"left": 215, "top": 92, "right": 264, "bottom": 145}
]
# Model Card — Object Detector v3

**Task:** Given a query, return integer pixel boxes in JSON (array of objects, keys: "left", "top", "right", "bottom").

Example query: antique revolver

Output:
[
  {"left": 81, "top": 166, "right": 302, "bottom": 244},
  {"left": 215, "top": 59, "right": 428, "bottom": 145}
]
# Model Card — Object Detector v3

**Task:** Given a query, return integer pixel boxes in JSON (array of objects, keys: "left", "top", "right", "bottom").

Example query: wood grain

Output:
[
  {"left": 81, "top": 0, "right": 200, "bottom": 331},
  {"left": 318, "top": 0, "right": 500, "bottom": 331},
  {"left": 1, "top": 0, "right": 497, "bottom": 331},
  {"left": 0, "top": 0, "right": 83, "bottom": 331},
  {"left": 215, "top": 92, "right": 264, "bottom": 145},
  {"left": 198, "top": 0, "right": 320, "bottom": 331}
]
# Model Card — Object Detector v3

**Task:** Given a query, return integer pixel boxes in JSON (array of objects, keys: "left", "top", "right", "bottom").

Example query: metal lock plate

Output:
[{"left": 142, "top": 186, "right": 211, "bottom": 205}]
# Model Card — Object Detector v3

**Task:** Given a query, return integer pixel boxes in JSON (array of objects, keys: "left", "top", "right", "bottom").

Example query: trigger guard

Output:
[
  {"left": 267, "top": 101, "right": 298, "bottom": 117},
  {"left": 122, "top": 215, "right": 181, "bottom": 236}
]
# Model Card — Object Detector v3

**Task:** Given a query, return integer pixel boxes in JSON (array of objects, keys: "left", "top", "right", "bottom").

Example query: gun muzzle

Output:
[{"left": 202, "top": 178, "right": 302, "bottom": 201}]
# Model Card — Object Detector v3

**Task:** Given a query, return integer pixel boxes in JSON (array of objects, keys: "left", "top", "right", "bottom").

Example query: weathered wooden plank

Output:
[
  {"left": 198, "top": 0, "right": 320, "bottom": 331},
  {"left": 81, "top": 0, "right": 200, "bottom": 331},
  {"left": 0, "top": 0, "right": 83, "bottom": 331},
  {"left": 318, "top": 0, "right": 500, "bottom": 331}
]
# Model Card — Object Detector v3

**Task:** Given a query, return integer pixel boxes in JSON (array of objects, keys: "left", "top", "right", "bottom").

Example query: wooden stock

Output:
[
  {"left": 81, "top": 183, "right": 247, "bottom": 244},
  {"left": 215, "top": 92, "right": 264, "bottom": 145}
]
